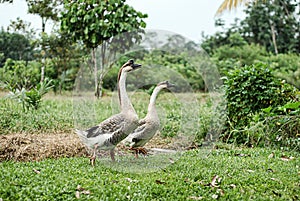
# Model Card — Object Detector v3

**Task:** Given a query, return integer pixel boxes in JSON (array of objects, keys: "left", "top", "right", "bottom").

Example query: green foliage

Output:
[
  {"left": 60, "top": 0, "right": 147, "bottom": 49},
  {"left": 213, "top": 42, "right": 268, "bottom": 75},
  {"left": 222, "top": 63, "right": 297, "bottom": 144},
  {"left": 241, "top": 0, "right": 299, "bottom": 54},
  {"left": 6, "top": 78, "right": 54, "bottom": 111},
  {"left": 0, "top": 59, "right": 40, "bottom": 90},
  {"left": 0, "top": 29, "right": 34, "bottom": 66},
  {"left": 268, "top": 53, "right": 300, "bottom": 89},
  {"left": 0, "top": 95, "right": 73, "bottom": 134},
  {"left": 0, "top": 148, "right": 299, "bottom": 200}
]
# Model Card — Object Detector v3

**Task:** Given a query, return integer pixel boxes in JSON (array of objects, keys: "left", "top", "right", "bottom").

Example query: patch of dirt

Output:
[
  {"left": 0, "top": 133, "right": 88, "bottom": 162},
  {"left": 0, "top": 132, "right": 194, "bottom": 162}
]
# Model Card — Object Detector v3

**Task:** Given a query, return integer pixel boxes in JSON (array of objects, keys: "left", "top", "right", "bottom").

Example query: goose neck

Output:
[{"left": 118, "top": 70, "right": 135, "bottom": 112}]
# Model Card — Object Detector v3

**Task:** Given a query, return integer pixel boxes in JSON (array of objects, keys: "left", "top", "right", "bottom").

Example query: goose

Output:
[
  {"left": 123, "top": 80, "right": 175, "bottom": 158},
  {"left": 76, "top": 59, "right": 141, "bottom": 164}
]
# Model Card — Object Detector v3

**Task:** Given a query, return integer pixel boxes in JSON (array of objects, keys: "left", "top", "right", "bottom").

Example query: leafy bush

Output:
[
  {"left": 268, "top": 53, "right": 300, "bottom": 89},
  {"left": 5, "top": 78, "right": 54, "bottom": 111},
  {"left": 260, "top": 101, "right": 300, "bottom": 151},
  {"left": 222, "top": 62, "right": 297, "bottom": 144},
  {"left": 213, "top": 43, "right": 268, "bottom": 75},
  {"left": 0, "top": 59, "right": 40, "bottom": 90}
]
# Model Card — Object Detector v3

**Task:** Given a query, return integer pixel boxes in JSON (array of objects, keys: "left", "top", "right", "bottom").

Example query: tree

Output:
[
  {"left": 241, "top": 0, "right": 299, "bottom": 54},
  {"left": 0, "top": 29, "right": 34, "bottom": 66},
  {"left": 27, "top": 0, "right": 63, "bottom": 83},
  {"left": 61, "top": 0, "right": 147, "bottom": 98}
]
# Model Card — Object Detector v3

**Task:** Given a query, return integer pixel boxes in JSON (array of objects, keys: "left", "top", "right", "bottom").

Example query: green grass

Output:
[
  {"left": 0, "top": 92, "right": 210, "bottom": 141},
  {"left": 0, "top": 147, "right": 299, "bottom": 200}
]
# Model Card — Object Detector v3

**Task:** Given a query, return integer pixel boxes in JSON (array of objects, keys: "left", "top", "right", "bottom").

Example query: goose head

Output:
[
  {"left": 157, "top": 80, "right": 175, "bottom": 89},
  {"left": 121, "top": 59, "right": 142, "bottom": 72}
]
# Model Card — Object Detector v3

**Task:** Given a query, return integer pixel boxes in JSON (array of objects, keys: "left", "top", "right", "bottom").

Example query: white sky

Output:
[{"left": 0, "top": 0, "right": 246, "bottom": 43}]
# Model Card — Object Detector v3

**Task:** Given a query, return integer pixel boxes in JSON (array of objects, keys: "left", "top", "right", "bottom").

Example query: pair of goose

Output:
[{"left": 76, "top": 59, "right": 174, "bottom": 165}]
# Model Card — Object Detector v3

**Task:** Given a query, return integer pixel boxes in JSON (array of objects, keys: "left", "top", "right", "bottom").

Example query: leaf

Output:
[
  {"left": 210, "top": 175, "right": 221, "bottom": 187},
  {"left": 280, "top": 156, "right": 294, "bottom": 161},
  {"left": 75, "top": 191, "right": 80, "bottom": 199},
  {"left": 268, "top": 152, "right": 274, "bottom": 159},
  {"left": 212, "top": 194, "right": 218, "bottom": 199},
  {"left": 81, "top": 190, "right": 90, "bottom": 195},
  {"left": 234, "top": 153, "right": 250, "bottom": 157},
  {"left": 188, "top": 196, "right": 203, "bottom": 200},
  {"left": 76, "top": 185, "right": 84, "bottom": 191},
  {"left": 33, "top": 168, "right": 40, "bottom": 174},
  {"left": 155, "top": 179, "right": 166, "bottom": 185},
  {"left": 125, "top": 178, "right": 133, "bottom": 182}
]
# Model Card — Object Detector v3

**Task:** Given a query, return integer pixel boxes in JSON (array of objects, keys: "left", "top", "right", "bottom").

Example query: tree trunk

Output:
[
  {"left": 269, "top": 20, "right": 278, "bottom": 55},
  {"left": 92, "top": 48, "right": 99, "bottom": 98},
  {"left": 41, "top": 57, "right": 45, "bottom": 83},
  {"left": 40, "top": 17, "right": 46, "bottom": 83}
]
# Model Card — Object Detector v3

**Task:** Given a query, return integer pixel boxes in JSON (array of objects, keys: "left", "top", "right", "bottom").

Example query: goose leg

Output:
[
  {"left": 137, "top": 147, "right": 148, "bottom": 156},
  {"left": 134, "top": 149, "right": 139, "bottom": 159},
  {"left": 129, "top": 147, "right": 147, "bottom": 158},
  {"left": 110, "top": 149, "right": 115, "bottom": 162},
  {"left": 90, "top": 144, "right": 98, "bottom": 166}
]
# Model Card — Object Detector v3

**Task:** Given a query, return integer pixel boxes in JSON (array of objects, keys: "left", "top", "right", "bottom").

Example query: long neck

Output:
[
  {"left": 118, "top": 69, "right": 135, "bottom": 112},
  {"left": 147, "top": 86, "right": 162, "bottom": 115}
]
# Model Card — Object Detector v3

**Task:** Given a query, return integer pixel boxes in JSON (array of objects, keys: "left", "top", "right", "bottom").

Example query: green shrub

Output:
[
  {"left": 0, "top": 59, "right": 40, "bottom": 90},
  {"left": 268, "top": 53, "right": 300, "bottom": 89},
  {"left": 213, "top": 43, "right": 268, "bottom": 75},
  {"left": 222, "top": 62, "right": 296, "bottom": 144},
  {"left": 6, "top": 78, "right": 54, "bottom": 111}
]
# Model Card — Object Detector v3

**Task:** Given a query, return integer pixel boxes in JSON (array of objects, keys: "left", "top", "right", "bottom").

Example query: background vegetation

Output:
[{"left": 0, "top": 0, "right": 299, "bottom": 200}]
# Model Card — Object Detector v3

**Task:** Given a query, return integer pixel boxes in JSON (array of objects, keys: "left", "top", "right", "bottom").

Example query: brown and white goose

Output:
[
  {"left": 123, "top": 81, "right": 175, "bottom": 158},
  {"left": 76, "top": 59, "right": 141, "bottom": 164}
]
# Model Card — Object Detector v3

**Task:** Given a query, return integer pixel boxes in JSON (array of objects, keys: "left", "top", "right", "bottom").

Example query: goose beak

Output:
[
  {"left": 131, "top": 63, "right": 142, "bottom": 70},
  {"left": 167, "top": 82, "right": 175, "bottom": 88}
]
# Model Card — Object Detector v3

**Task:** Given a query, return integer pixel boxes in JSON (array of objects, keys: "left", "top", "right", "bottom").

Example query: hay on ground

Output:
[{"left": 0, "top": 133, "right": 88, "bottom": 162}]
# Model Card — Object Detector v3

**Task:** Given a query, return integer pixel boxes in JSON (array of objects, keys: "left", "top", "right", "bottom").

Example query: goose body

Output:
[
  {"left": 76, "top": 60, "right": 141, "bottom": 162},
  {"left": 123, "top": 81, "right": 175, "bottom": 157}
]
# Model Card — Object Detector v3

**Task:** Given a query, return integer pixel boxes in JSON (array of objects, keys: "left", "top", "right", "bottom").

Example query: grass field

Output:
[
  {"left": 0, "top": 92, "right": 299, "bottom": 200},
  {"left": 0, "top": 147, "right": 299, "bottom": 200}
]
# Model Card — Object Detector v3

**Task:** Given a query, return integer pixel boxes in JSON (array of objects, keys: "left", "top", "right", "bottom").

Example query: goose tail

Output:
[{"left": 75, "top": 129, "right": 89, "bottom": 145}]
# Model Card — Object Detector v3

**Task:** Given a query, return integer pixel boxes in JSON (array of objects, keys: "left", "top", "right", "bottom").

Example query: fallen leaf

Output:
[
  {"left": 76, "top": 185, "right": 84, "bottom": 191},
  {"left": 280, "top": 156, "right": 294, "bottom": 161},
  {"left": 268, "top": 152, "right": 274, "bottom": 158},
  {"left": 155, "top": 179, "right": 166, "bottom": 184},
  {"left": 33, "top": 168, "right": 40, "bottom": 174},
  {"left": 81, "top": 190, "right": 90, "bottom": 195},
  {"left": 125, "top": 178, "right": 133, "bottom": 183},
  {"left": 229, "top": 184, "right": 236, "bottom": 188},
  {"left": 188, "top": 196, "right": 203, "bottom": 200},
  {"left": 235, "top": 153, "right": 250, "bottom": 157},
  {"left": 212, "top": 194, "right": 218, "bottom": 199},
  {"left": 184, "top": 177, "right": 190, "bottom": 183},
  {"left": 210, "top": 175, "right": 219, "bottom": 187},
  {"left": 246, "top": 169, "right": 255, "bottom": 173},
  {"left": 217, "top": 189, "right": 225, "bottom": 196},
  {"left": 211, "top": 175, "right": 220, "bottom": 187},
  {"left": 75, "top": 191, "right": 80, "bottom": 199},
  {"left": 267, "top": 168, "right": 274, "bottom": 172},
  {"left": 272, "top": 190, "right": 281, "bottom": 196},
  {"left": 169, "top": 158, "right": 175, "bottom": 164}
]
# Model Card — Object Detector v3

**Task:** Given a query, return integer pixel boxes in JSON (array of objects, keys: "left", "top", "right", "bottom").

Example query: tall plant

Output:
[{"left": 60, "top": 0, "right": 147, "bottom": 98}]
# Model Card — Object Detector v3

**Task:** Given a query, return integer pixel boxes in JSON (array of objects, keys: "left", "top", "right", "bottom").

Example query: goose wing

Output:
[
  {"left": 130, "top": 118, "right": 159, "bottom": 146},
  {"left": 86, "top": 114, "right": 125, "bottom": 138}
]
